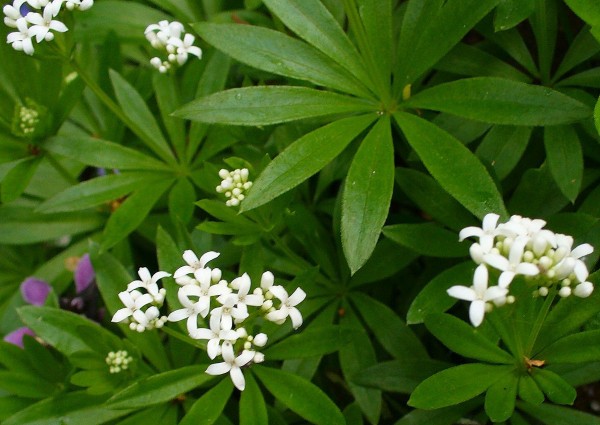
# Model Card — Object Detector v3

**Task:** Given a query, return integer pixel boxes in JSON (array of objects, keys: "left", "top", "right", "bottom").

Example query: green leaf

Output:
[
  {"left": 342, "top": 117, "right": 394, "bottom": 273},
  {"left": 240, "top": 373, "right": 268, "bottom": 425},
  {"left": 594, "top": 95, "right": 600, "bottom": 136},
  {"left": 351, "top": 292, "right": 428, "bottom": 360},
  {"left": 394, "top": 112, "right": 507, "bottom": 219},
  {"left": 425, "top": 314, "right": 514, "bottom": 364},
  {"left": 3, "top": 392, "right": 127, "bottom": 425},
  {"left": 101, "top": 179, "right": 173, "bottom": 250},
  {"left": 484, "top": 371, "right": 518, "bottom": 422},
  {"left": 253, "top": 365, "right": 345, "bottom": 425},
  {"left": 494, "top": 0, "right": 535, "bottom": 31},
  {"left": 394, "top": 168, "right": 474, "bottom": 231},
  {"left": 352, "top": 359, "right": 449, "bottom": 394},
  {"left": 197, "top": 200, "right": 261, "bottom": 229},
  {"left": 564, "top": 0, "right": 600, "bottom": 27},
  {"left": 531, "top": 368, "right": 577, "bottom": 405},
  {"left": 407, "top": 262, "right": 474, "bottom": 324},
  {"left": 517, "top": 400, "right": 600, "bottom": 425},
  {"left": 180, "top": 378, "right": 233, "bottom": 425},
  {"left": 0, "top": 371, "right": 57, "bottom": 398},
  {"left": 404, "top": 77, "right": 592, "bottom": 125},
  {"left": 539, "top": 330, "right": 600, "bottom": 364},
  {"left": 508, "top": 166, "right": 569, "bottom": 217},
  {"left": 174, "top": 86, "right": 377, "bottom": 126},
  {"left": 18, "top": 306, "right": 121, "bottom": 357},
  {"left": 544, "top": 125, "right": 583, "bottom": 202},
  {"left": 106, "top": 365, "right": 212, "bottom": 409},
  {"left": 242, "top": 114, "right": 376, "bottom": 211},
  {"left": 264, "top": 326, "right": 353, "bottom": 360},
  {"left": 395, "top": 0, "right": 499, "bottom": 90},
  {"left": 44, "top": 136, "right": 170, "bottom": 170},
  {"left": 393, "top": 401, "right": 481, "bottom": 425},
  {"left": 193, "top": 23, "right": 371, "bottom": 98},
  {"left": 476, "top": 125, "right": 532, "bottom": 180},
  {"left": 261, "top": 0, "right": 372, "bottom": 91},
  {"left": 109, "top": 70, "right": 173, "bottom": 159},
  {"left": 38, "top": 172, "right": 165, "bottom": 213},
  {"left": 518, "top": 374, "right": 545, "bottom": 405},
  {"left": 383, "top": 223, "right": 468, "bottom": 258},
  {"left": 168, "top": 178, "right": 195, "bottom": 224},
  {"left": 1, "top": 156, "right": 40, "bottom": 203},
  {"left": 153, "top": 73, "right": 185, "bottom": 157},
  {"left": 408, "top": 363, "right": 511, "bottom": 409}
]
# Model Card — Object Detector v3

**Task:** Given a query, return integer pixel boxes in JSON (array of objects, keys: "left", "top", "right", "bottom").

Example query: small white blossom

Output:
[
  {"left": 484, "top": 236, "right": 539, "bottom": 288},
  {"left": 205, "top": 341, "right": 255, "bottom": 391},
  {"left": 7, "top": 18, "right": 34, "bottom": 55},
  {"left": 111, "top": 290, "right": 153, "bottom": 323},
  {"left": 25, "top": 1, "right": 67, "bottom": 42},
  {"left": 216, "top": 168, "right": 253, "bottom": 207},
  {"left": 459, "top": 213, "right": 500, "bottom": 253},
  {"left": 191, "top": 314, "right": 238, "bottom": 359},
  {"left": 127, "top": 267, "right": 169, "bottom": 303},
  {"left": 145, "top": 20, "right": 200, "bottom": 71},
  {"left": 265, "top": 285, "right": 306, "bottom": 329},
  {"left": 173, "top": 250, "right": 219, "bottom": 282},
  {"left": 212, "top": 295, "right": 249, "bottom": 331}
]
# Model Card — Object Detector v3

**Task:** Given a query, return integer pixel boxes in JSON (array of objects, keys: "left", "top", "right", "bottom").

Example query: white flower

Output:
[
  {"left": 111, "top": 290, "right": 153, "bottom": 323},
  {"left": 216, "top": 168, "right": 253, "bottom": 207},
  {"left": 168, "top": 33, "right": 202, "bottom": 65},
  {"left": 227, "top": 273, "right": 264, "bottom": 315},
  {"left": 25, "top": 1, "right": 67, "bottom": 42},
  {"left": 265, "top": 286, "right": 306, "bottom": 329},
  {"left": 205, "top": 341, "right": 255, "bottom": 391},
  {"left": 173, "top": 250, "right": 219, "bottom": 281},
  {"left": 211, "top": 295, "right": 249, "bottom": 331},
  {"left": 484, "top": 236, "right": 539, "bottom": 288},
  {"left": 7, "top": 17, "right": 34, "bottom": 55},
  {"left": 459, "top": 213, "right": 500, "bottom": 252},
  {"left": 191, "top": 314, "right": 238, "bottom": 359},
  {"left": 4, "top": 1, "right": 26, "bottom": 27},
  {"left": 126, "top": 267, "right": 170, "bottom": 302},
  {"left": 447, "top": 264, "right": 508, "bottom": 327}
]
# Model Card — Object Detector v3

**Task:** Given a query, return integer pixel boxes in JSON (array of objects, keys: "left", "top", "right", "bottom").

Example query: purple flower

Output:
[
  {"left": 4, "top": 327, "right": 35, "bottom": 348},
  {"left": 20, "top": 277, "right": 51, "bottom": 306},
  {"left": 75, "top": 254, "right": 95, "bottom": 294}
]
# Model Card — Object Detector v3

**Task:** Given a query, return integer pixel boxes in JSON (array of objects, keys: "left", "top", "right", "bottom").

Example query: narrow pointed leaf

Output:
[
  {"left": 253, "top": 365, "right": 345, "bottom": 425},
  {"left": 408, "top": 363, "right": 511, "bottom": 409},
  {"left": 383, "top": 223, "right": 468, "bottom": 258},
  {"left": 404, "top": 77, "right": 591, "bottom": 125},
  {"left": 342, "top": 117, "right": 394, "bottom": 273},
  {"left": 180, "top": 378, "right": 233, "bottom": 425},
  {"left": 484, "top": 372, "right": 518, "bottom": 422},
  {"left": 531, "top": 368, "right": 577, "bottom": 405},
  {"left": 539, "top": 330, "right": 600, "bottom": 364},
  {"left": 240, "top": 373, "right": 268, "bottom": 425},
  {"left": 175, "top": 86, "right": 377, "bottom": 126},
  {"left": 264, "top": 326, "right": 354, "bottom": 360},
  {"left": 517, "top": 400, "right": 600, "bottom": 425},
  {"left": 242, "top": 114, "right": 376, "bottom": 211},
  {"left": 1, "top": 157, "right": 40, "bottom": 203},
  {"left": 193, "top": 23, "right": 371, "bottom": 98},
  {"left": 394, "top": 112, "right": 507, "bottom": 219},
  {"left": 544, "top": 125, "right": 583, "bottom": 202},
  {"left": 476, "top": 125, "right": 532, "bottom": 180}
]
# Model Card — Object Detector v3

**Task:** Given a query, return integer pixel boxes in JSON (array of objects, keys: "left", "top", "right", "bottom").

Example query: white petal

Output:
[
  {"left": 21, "top": 37, "right": 34, "bottom": 55},
  {"left": 134, "top": 293, "right": 154, "bottom": 309},
  {"left": 482, "top": 213, "right": 500, "bottom": 231},
  {"left": 574, "top": 260, "right": 589, "bottom": 282},
  {"left": 221, "top": 342, "right": 235, "bottom": 362},
  {"left": 194, "top": 267, "right": 211, "bottom": 285},
  {"left": 229, "top": 366, "right": 246, "bottom": 391},
  {"left": 167, "top": 308, "right": 191, "bottom": 322},
  {"left": 514, "top": 263, "right": 539, "bottom": 276},
  {"left": 243, "top": 294, "right": 264, "bottom": 306},
  {"left": 268, "top": 285, "right": 288, "bottom": 302},
  {"left": 182, "top": 250, "right": 199, "bottom": 266},
  {"left": 199, "top": 251, "right": 220, "bottom": 268},
  {"left": 118, "top": 291, "right": 134, "bottom": 308},
  {"left": 574, "top": 282, "right": 594, "bottom": 298},
  {"left": 469, "top": 300, "right": 486, "bottom": 327},
  {"left": 288, "top": 307, "right": 303, "bottom": 329},
  {"left": 508, "top": 237, "right": 527, "bottom": 265},
  {"left": 287, "top": 287, "right": 306, "bottom": 306},
  {"left": 174, "top": 265, "right": 195, "bottom": 279},
  {"left": 266, "top": 308, "right": 288, "bottom": 323},
  {"left": 236, "top": 350, "right": 255, "bottom": 367},
  {"left": 484, "top": 286, "right": 508, "bottom": 301},
  {"left": 447, "top": 285, "right": 477, "bottom": 301},
  {"left": 132, "top": 309, "right": 148, "bottom": 326},
  {"left": 459, "top": 226, "right": 483, "bottom": 241},
  {"left": 498, "top": 271, "right": 515, "bottom": 288},
  {"left": 472, "top": 264, "right": 488, "bottom": 295},
  {"left": 112, "top": 308, "right": 132, "bottom": 322},
  {"left": 261, "top": 271, "right": 274, "bottom": 289},
  {"left": 483, "top": 253, "right": 510, "bottom": 271},
  {"left": 187, "top": 45, "right": 202, "bottom": 58},
  {"left": 571, "top": 243, "right": 593, "bottom": 259},
  {"left": 151, "top": 271, "right": 171, "bottom": 283},
  {"left": 127, "top": 280, "right": 145, "bottom": 291},
  {"left": 205, "top": 362, "right": 230, "bottom": 376}
]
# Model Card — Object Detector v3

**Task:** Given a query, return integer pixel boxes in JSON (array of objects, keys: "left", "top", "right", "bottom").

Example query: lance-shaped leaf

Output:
[
  {"left": 531, "top": 368, "right": 577, "bottom": 405},
  {"left": 175, "top": 86, "right": 376, "bottom": 126},
  {"left": 193, "top": 23, "right": 371, "bottom": 99},
  {"left": 484, "top": 372, "right": 518, "bottom": 422},
  {"left": 263, "top": 326, "right": 354, "bottom": 360},
  {"left": 44, "top": 136, "right": 170, "bottom": 171},
  {"left": 476, "top": 125, "right": 532, "bottom": 180},
  {"left": 179, "top": 378, "right": 233, "bottom": 425},
  {"left": 342, "top": 117, "right": 394, "bottom": 274},
  {"left": 383, "top": 222, "right": 468, "bottom": 258},
  {"left": 544, "top": 125, "right": 583, "bottom": 202},
  {"left": 1, "top": 156, "right": 41, "bottom": 203},
  {"left": 404, "top": 77, "right": 591, "bottom": 125},
  {"left": 261, "top": 0, "right": 373, "bottom": 91},
  {"left": 242, "top": 114, "right": 376, "bottom": 211},
  {"left": 394, "top": 112, "right": 507, "bottom": 219},
  {"left": 240, "top": 373, "right": 268, "bottom": 425},
  {"left": 425, "top": 314, "right": 514, "bottom": 364},
  {"left": 352, "top": 359, "right": 449, "bottom": 393},
  {"left": 38, "top": 171, "right": 167, "bottom": 213},
  {"left": 517, "top": 400, "right": 600, "bottom": 425},
  {"left": 408, "top": 363, "right": 512, "bottom": 409},
  {"left": 539, "top": 330, "right": 600, "bottom": 364},
  {"left": 253, "top": 365, "right": 345, "bottom": 425}
]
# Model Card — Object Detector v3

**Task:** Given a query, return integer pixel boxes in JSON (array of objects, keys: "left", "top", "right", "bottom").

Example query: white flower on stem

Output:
[
  {"left": 111, "top": 290, "right": 153, "bottom": 323},
  {"left": 131, "top": 305, "right": 167, "bottom": 332},
  {"left": 227, "top": 273, "right": 264, "bottom": 316},
  {"left": 447, "top": 264, "right": 508, "bottom": 327},
  {"left": 205, "top": 341, "right": 255, "bottom": 391},
  {"left": 4, "top": 1, "right": 26, "bottom": 27},
  {"left": 192, "top": 313, "right": 238, "bottom": 359},
  {"left": 484, "top": 236, "right": 539, "bottom": 288},
  {"left": 212, "top": 295, "right": 249, "bottom": 331},
  {"left": 265, "top": 286, "right": 306, "bottom": 329},
  {"left": 126, "top": 267, "right": 170, "bottom": 303},
  {"left": 173, "top": 250, "right": 219, "bottom": 281},
  {"left": 7, "top": 18, "right": 34, "bottom": 55},
  {"left": 168, "top": 33, "right": 202, "bottom": 65},
  {"left": 26, "top": 1, "right": 67, "bottom": 42},
  {"left": 459, "top": 213, "right": 500, "bottom": 252}
]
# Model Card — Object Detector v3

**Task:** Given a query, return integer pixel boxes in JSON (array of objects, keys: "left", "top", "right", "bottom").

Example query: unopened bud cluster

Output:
[
  {"left": 448, "top": 214, "right": 595, "bottom": 327},
  {"left": 216, "top": 168, "right": 253, "bottom": 207},
  {"left": 145, "top": 20, "right": 202, "bottom": 73},
  {"left": 4, "top": 0, "right": 94, "bottom": 56},
  {"left": 105, "top": 350, "right": 132, "bottom": 374},
  {"left": 19, "top": 106, "right": 39, "bottom": 135},
  {"left": 111, "top": 267, "right": 169, "bottom": 332}
]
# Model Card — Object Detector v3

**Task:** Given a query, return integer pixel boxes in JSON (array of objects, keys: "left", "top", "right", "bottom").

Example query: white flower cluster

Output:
[
  {"left": 167, "top": 250, "right": 306, "bottom": 391},
  {"left": 216, "top": 168, "right": 253, "bottom": 207},
  {"left": 105, "top": 350, "right": 132, "bottom": 374},
  {"left": 18, "top": 105, "right": 39, "bottom": 135},
  {"left": 111, "top": 267, "right": 169, "bottom": 332},
  {"left": 4, "top": 0, "right": 93, "bottom": 55},
  {"left": 448, "top": 213, "right": 595, "bottom": 327},
  {"left": 144, "top": 20, "right": 202, "bottom": 73}
]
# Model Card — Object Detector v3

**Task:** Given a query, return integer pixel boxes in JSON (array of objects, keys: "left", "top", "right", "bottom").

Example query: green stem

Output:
[{"left": 524, "top": 290, "right": 556, "bottom": 356}]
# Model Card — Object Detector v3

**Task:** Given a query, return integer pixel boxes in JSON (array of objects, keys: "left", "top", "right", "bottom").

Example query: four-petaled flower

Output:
[
  {"left": 265, "top": 286, "right": 306, "bottom": 329},
  {"left": 26, "top": 2, "right": 67, "bottom": 42},
  {"left": 205, "top": 341, "right": 255, "bottom": 391}
]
